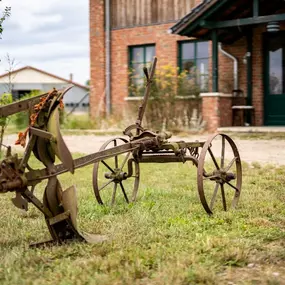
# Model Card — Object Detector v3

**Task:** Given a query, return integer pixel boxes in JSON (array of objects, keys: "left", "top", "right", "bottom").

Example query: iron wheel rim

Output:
[{"left": 197, "top": 133, "right": 242, "bottom": 215}]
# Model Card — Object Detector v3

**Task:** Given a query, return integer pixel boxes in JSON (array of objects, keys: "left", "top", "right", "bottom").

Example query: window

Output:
[
  {"left": 178, "top": 41, "right": 209, "bottom": 91},
  {"left": 129, "top": 44, "right": 156, "bottom": 96}
]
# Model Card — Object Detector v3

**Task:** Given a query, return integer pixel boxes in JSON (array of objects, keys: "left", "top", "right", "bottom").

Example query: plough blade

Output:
[
  {"left": 35, "top": 137, "right": 56, "bottom": 167},
  {"left": 42, "top": 179, "right": 84, "bottom": 245},
  {"left": 61, "top": 185, "right": 108, "bottom": 244},
  {"left": 0, "top": 86, "right": 110, "bottom": 247},
  {"left": 47, "top": 106, "right": 74, "bottom": 174},
  {"left": 62, "top": 185, "right": 79, "bottom": 230},
  {"left": 11, "top": 192, "right": 28, "bottom": 211},
  {"left": 41, "top": 183, "right": 107, "bottom": 246},
  {"left": 45, "top": 177, "right": 62, "bottom": 216}
]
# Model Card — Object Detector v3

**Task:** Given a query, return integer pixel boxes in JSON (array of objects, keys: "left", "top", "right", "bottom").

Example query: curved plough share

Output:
[{"left": 0, "top": 86, "right": 108, "bottom": 246}]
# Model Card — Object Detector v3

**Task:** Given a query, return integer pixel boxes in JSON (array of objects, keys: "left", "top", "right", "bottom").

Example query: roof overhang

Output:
[{"left": 169, "top": 0, "right": 285, "bottom": 44}]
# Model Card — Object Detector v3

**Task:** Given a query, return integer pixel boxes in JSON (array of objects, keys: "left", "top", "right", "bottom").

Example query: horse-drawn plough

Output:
[{"left": 0, "top": 58, "right": 242, "bottom": 246}]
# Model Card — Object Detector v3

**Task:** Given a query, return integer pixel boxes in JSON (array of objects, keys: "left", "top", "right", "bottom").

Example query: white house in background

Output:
[{"left": 0, "top": 66, "right": 89, "bottom": 114}]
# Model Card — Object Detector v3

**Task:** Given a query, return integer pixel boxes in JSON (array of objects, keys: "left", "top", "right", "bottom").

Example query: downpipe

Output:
[
  {"left": 105, "top": 0, "right": 111, "bottom": 115},
  {"left": 218, "top": 43, "right": 238, "bottom": 90}
]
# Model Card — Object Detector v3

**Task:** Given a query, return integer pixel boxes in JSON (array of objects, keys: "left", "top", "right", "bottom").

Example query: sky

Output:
[{"left": 0, "top": 0, "right": 89, "bottom": 85}]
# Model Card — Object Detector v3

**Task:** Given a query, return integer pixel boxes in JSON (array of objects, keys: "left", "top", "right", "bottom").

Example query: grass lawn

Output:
[{"left": 0, "top": 156, "right": 285, "bottom": 284}]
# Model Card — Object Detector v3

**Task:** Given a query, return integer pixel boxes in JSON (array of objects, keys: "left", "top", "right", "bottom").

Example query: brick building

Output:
[{"left": 90, "top": 0, "right": 285, "bottom": 131}]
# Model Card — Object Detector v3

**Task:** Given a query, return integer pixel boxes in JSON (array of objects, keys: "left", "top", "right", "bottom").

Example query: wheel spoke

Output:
[
  {"left": 221, "top": 136, "right": 225, "bottom": 168},
  {"left": 114, "top": 140, "right": 118, "bottom": 168},
  {"left": 225, "top": 181, "right": 240, "bottom": 192},
  {"left": 31, "top": 185, "right": 36, "bottom": 193},
  {"left": 210, "top": 183, "right": 219, "bottom": 210},
  {"left": 98, "top": 179, "right": 114, "bottom": 191},
  {"left": 94, "top": 137, "right": 140, "bottom": 206},
  {"left": 220, "top": 183, "right": 227, "bottom": 211},
  {"left": 203, "top": 174, "right": 218, "bottom": 180},
  {"left": 110, "top": 183, "right": 117, "bottom": 205},
  {"left": 224, "top": 157, "right": 237, "bottom": 172},
  {"left": 119, "top": 151, "right": 131, "bottom": 171},
  {"left": 119, "top": 182, "right": 129, "bottom": 203},
  {"left": 208, "top": 148, "right": 220, "bottom": 170},
  {"left": 101, "top": 160, "right": 115, "bottom": 173}
]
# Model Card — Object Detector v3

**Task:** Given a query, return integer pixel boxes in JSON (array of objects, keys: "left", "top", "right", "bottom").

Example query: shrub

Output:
[
  {"left": 12, "top": 90, "right": 41, "bottom": 130},
  {"left": 62, "top": 114, "right": 98, "bottom": 130},
  {"left": 0, "top": 93, "right": 12, "bottom": 156},
  {"left": 128, "top": 65, "right": 204, "bottom": 131}
]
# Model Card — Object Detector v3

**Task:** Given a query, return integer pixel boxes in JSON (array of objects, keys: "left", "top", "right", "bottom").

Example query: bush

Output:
[
  {"left": 62, "top": 114, "right": 98, "bottom": 129},
  {"left": 0, "top": 93, "right": 13, "bottom": 156},
  {"left": 12, "top": 90, "right": 41, "bottom": 130},
  {"left": 0, "top": 93, "right": 12, "bottom": 127},
  {"left": 128, "top": 65, "right": 204, "bottom": 131}
]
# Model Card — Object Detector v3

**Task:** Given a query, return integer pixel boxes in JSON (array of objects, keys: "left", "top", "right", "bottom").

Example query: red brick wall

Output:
[
  {"left": 217, "top": 23, "right": 285, "bottom": 127},
  {"left": 202, "top": 96, "right": 220, "bottom": 132},
  {"left": 219, "top": 97, "right": 233, "bottom": 127},
  {"left": 90, "top": 0, "right": 201, "bottom": 118},
  {"left": 252, "top": 26, "right": 265, "bottom": 126},
  {"left": 111, "top": 24, "right": 190, "bottom": 114},
  {"left": 202, "top": 96, "right": 232, "bottom": 132},
  {"left": 220, "top": 38, "right": 247, "bottom": 94},
  {"left": 90, "top": 0, "right": 106, "bottom": 118},
  {"left": 221, "top": 26, "right": 265, "bottom": 126},
  {"left": 90, "top": 0, "right": 285, "bottom": 128}
]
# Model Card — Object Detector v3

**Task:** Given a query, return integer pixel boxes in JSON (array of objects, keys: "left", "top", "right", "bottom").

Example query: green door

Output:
[{"left": 264, "top": 32, "right": 285, "bottom": 125}]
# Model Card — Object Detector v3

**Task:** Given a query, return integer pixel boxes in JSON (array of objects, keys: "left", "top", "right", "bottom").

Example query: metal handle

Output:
[
  {"left": 136, "top": 57, "right": 157, "bottom": 131},
  {"left": 143, "top": 67, "right": 149, "bottom": 81}
]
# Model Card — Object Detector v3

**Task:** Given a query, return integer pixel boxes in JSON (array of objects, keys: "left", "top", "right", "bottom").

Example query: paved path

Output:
[{"left": 4, "top": 134, "right": 285, "bottom": 166}]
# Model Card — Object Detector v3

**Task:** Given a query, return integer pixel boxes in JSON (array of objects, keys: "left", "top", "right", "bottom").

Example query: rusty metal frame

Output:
[{"left": 0, "top": 57, "right": 242, "bottom": 247}]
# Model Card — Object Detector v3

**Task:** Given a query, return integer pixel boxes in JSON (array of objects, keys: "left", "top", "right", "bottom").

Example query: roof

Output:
[
  {"left": 169, "top": 0, "right": 217, "bottom": 35},
  {"left": 0, "top": 66, "right": 89, "bottom": 90},
  {"left": 169, "top": 0, "right": 285, "bottom": 44}
]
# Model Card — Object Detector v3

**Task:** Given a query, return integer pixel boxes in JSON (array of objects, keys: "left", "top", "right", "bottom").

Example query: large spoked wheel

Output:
[
  {"left": 197, "top": 133, "right": 242, "bottom": 215},
  {"left": 93, "top": 137, "right": 140, "bottom": 206}
]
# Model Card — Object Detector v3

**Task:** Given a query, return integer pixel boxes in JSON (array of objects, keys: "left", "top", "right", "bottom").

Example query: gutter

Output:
[{"left": 105, "top": 0, "right": 111, "bottom": 115}]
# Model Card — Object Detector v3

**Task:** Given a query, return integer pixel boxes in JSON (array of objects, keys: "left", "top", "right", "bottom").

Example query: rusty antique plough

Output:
[{"left": 0, "top": 57, "right": 242, "bottom": 246}]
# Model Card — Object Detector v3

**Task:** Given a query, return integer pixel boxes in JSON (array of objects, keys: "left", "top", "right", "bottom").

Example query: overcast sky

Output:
[{"left": 0, "top": 0, "right": 89, "bottom": 85}]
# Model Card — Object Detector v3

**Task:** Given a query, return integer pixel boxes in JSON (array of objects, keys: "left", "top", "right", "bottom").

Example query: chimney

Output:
[{"left": 69, "top": 73, "right": 73, "bottom": 82}]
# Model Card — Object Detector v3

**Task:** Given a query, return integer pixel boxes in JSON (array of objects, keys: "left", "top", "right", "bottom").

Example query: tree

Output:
[
  {"left": 0, "top": 2, "right": 11, "bottom": 38},
  {"left": 0, "top": 2, "right": 11, "bottom": 156}
]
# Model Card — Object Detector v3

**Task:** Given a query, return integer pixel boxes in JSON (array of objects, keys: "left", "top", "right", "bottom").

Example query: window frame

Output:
[
  {"left": 178, "top": 40, "right": 210, "bottom": 91},
  {"left": 128, "top": 44, "right": 156, "bottom": 96},
  {"left": 129, "top": 44, "right": 156, "bottom": 66}
]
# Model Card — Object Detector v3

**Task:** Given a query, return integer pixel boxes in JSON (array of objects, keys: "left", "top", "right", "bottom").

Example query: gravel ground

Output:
[{"left": 4, "top": 133, "right": 285, "bottom": 166}]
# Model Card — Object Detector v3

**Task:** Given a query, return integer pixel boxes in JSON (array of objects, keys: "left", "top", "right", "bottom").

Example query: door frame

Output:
[{"left": 263, "top": 30, "right": 285, "bottom": 126}]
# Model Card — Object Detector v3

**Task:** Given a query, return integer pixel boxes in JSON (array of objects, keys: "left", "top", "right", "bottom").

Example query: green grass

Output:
[{"left": 0, "top": 157, "right": 285, "bottom": 284}]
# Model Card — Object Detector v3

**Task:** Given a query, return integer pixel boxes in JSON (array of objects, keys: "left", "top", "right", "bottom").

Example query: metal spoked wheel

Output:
[
  {"left": 197, "top": 133, "right": 242, "bottom": 215},
  {"left": 93, "top": 137, "right": 140, "bottom": 206}
]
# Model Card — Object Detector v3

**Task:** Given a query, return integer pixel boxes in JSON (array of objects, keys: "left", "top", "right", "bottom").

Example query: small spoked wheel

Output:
[
  {"left": 93, "top": 137, "right": 140, "bottom": 206},
  {"left": 197, "top": 133, "right": 242, "bottom": 215}
]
